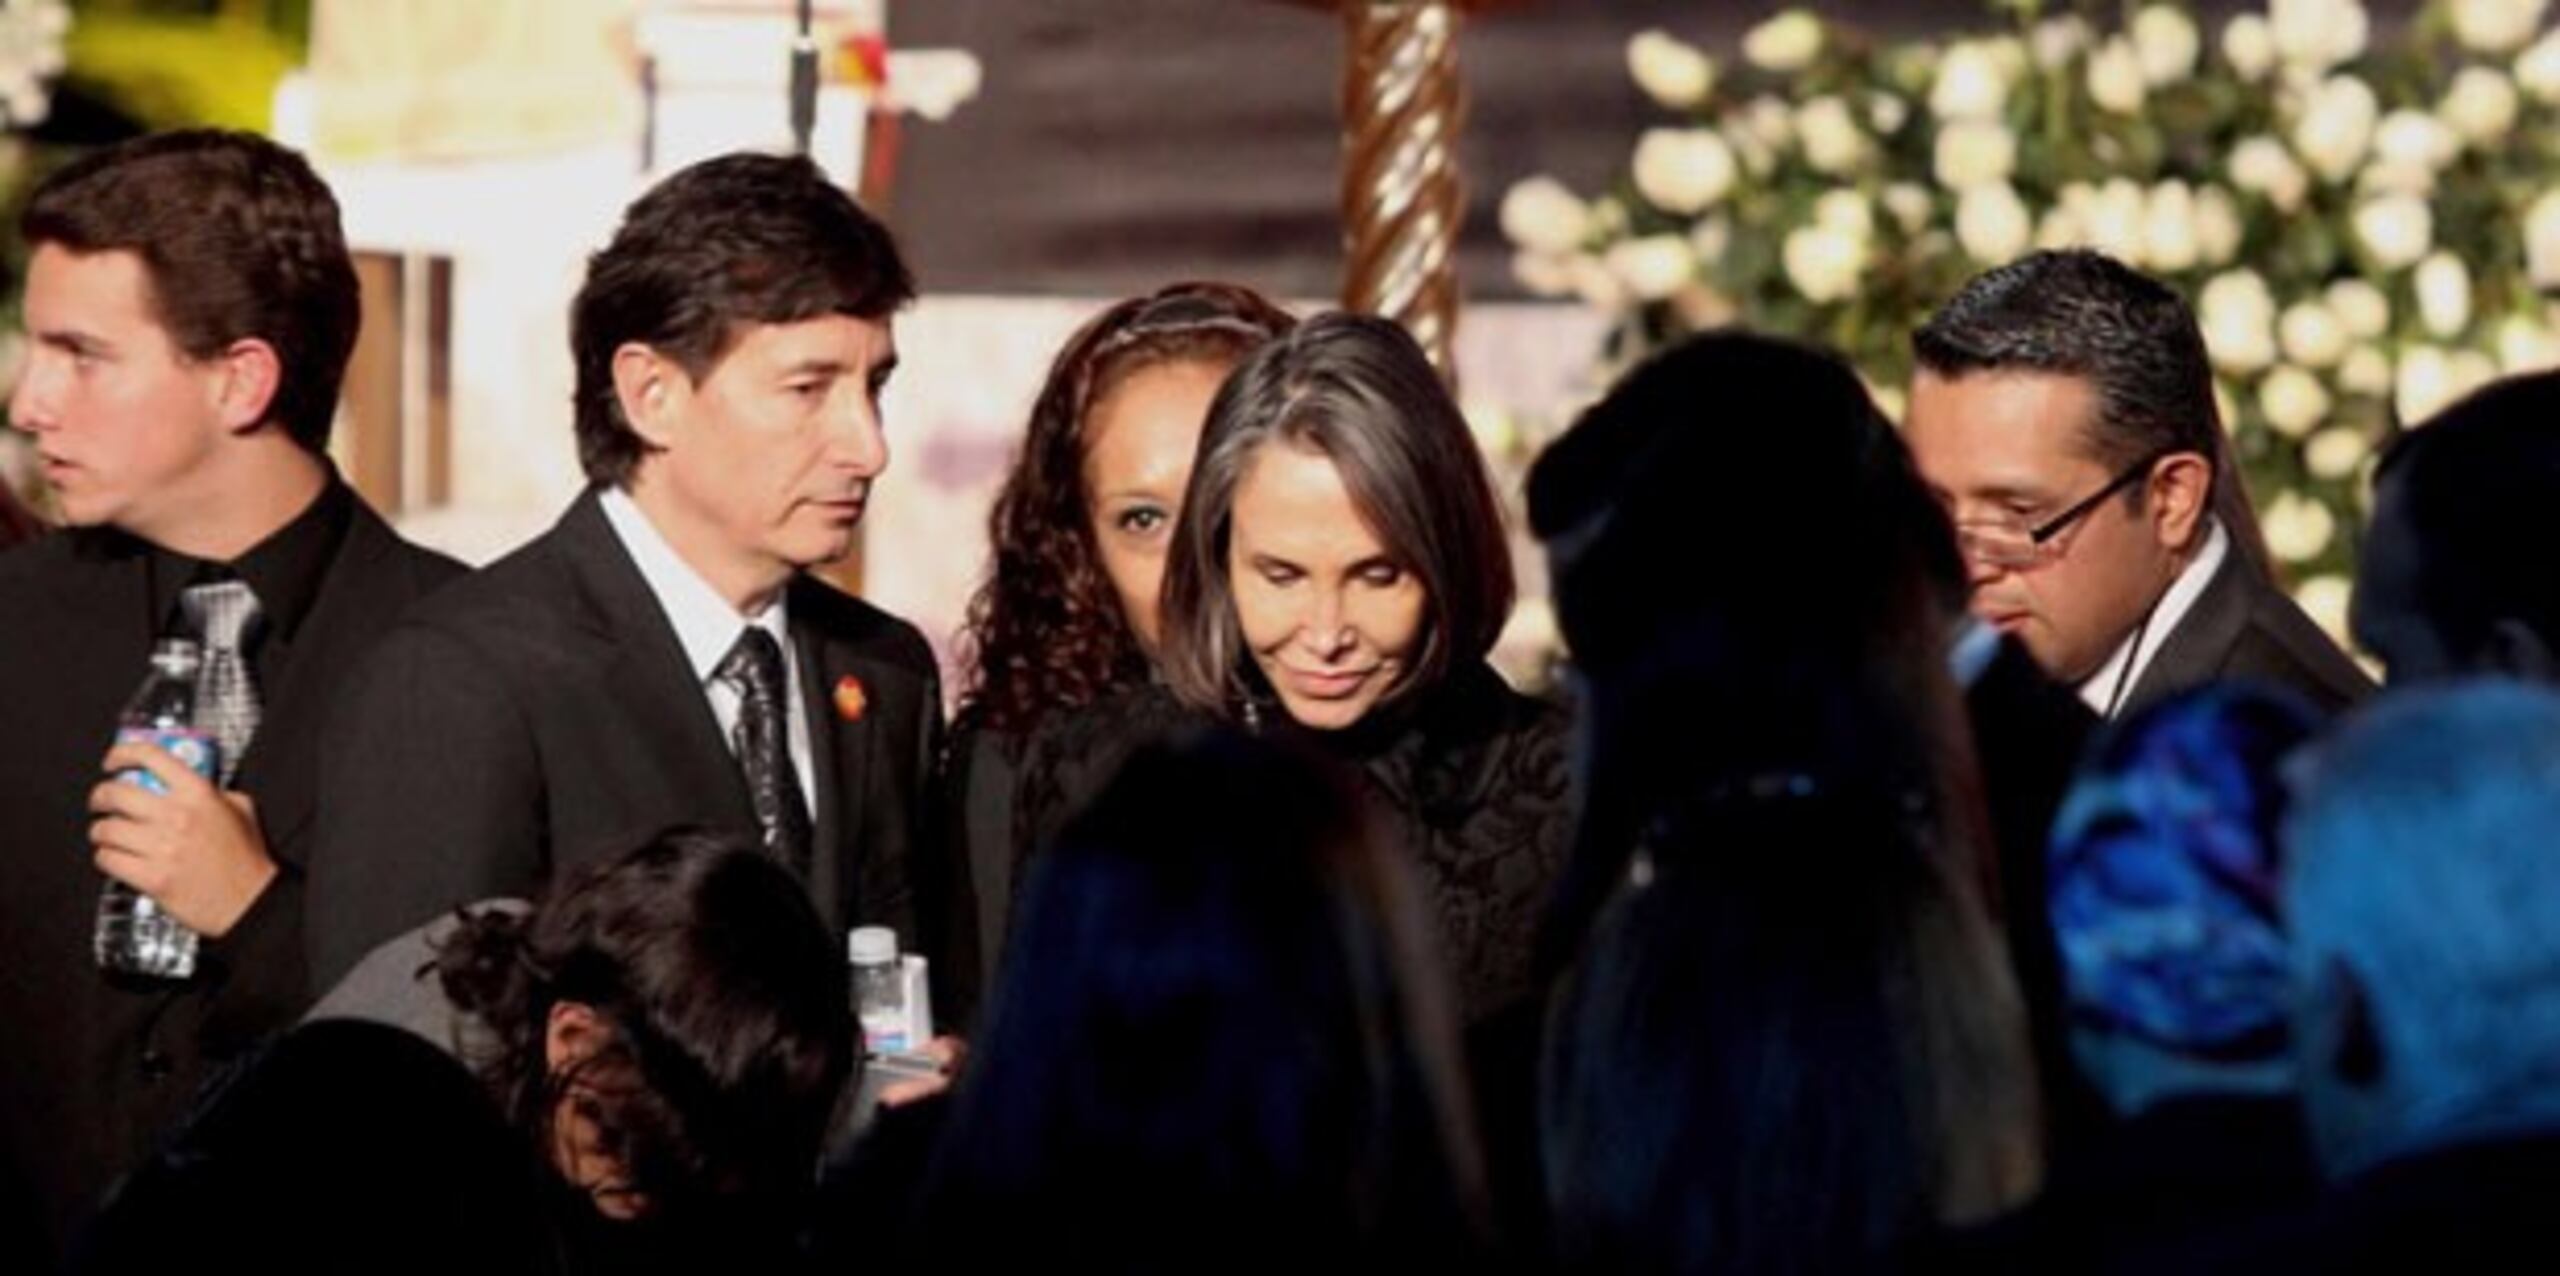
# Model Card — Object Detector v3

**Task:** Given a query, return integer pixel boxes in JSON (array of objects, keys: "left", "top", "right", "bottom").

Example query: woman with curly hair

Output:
[{"left": 950, "top": 281, "right": 1294, "bottom": 980}]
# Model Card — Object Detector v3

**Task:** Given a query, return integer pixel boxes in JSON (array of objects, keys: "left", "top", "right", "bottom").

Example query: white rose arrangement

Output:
[{"left": 1503, "top": 0, "right": 2560, "bottom": 625}]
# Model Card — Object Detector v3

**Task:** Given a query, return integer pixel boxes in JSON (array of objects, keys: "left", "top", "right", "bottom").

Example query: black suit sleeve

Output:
[
  {"left": 193, "top": 865, "right": 307, "bottom": 1058},
  {"left": 306, "top": 626, "right": 545, "bottom": 990}
]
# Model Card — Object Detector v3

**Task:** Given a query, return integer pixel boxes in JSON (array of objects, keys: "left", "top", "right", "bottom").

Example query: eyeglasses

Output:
[{"left": 1954, "top": 451, "right": 2172, "bottom": 572}]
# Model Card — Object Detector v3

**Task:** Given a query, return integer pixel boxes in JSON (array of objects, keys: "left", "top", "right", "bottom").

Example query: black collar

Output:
[{"left": 143, "top": 473, "right": 355, "bottom": 645}]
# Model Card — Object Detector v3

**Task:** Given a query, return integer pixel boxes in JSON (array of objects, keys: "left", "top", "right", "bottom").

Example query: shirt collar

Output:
[
  {"left": 2077, "top": 517, "right": 2229, "bottom": 717},
  {"left": 145, "top": 471, "right": 355, "bottom": 645},
  {"left": 598, "top": 486, "right": 791, "bottom": 683}
]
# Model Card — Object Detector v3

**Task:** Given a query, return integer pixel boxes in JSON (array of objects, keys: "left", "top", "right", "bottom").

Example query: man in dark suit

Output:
[
  {"left": 306, "top": 154, "right": 955, "bottom": 1015},
  {"left": 0, "top": 130, "right": 466, "bottom": 1265},
  {"left": 1905, "top": 250, "right": 2371, "bottom": 720}
]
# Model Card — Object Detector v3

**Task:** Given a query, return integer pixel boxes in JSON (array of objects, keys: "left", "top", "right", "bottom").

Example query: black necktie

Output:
[{"left": 714, "top": 628, "right": 813, "bottom": 878}]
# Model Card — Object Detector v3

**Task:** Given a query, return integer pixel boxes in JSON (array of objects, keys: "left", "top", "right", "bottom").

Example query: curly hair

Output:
[
  {"left": 959, "top": 281, "right": 1296, "bottom": 739},
  {"left": 432, "top": 828, "right": 853, "bottom": 1217}
]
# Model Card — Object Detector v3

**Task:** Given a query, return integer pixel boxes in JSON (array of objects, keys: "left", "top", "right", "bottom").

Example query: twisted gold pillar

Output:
[{"left": 1337, "top": 1, "right": 1466, "bottom": 381}]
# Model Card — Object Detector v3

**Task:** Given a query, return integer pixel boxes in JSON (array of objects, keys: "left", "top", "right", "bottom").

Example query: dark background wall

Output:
[{"left": 887, "top": 0, "right": 2418, "bottom": 301}]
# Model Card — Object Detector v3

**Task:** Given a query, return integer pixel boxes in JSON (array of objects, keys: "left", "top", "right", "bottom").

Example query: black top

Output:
[
  {"left": 1011, "top": 661, "right": 1574, "bottom": 1022},
  {"left": 143, "top": 476, "right": 355, "bottom": 681}
]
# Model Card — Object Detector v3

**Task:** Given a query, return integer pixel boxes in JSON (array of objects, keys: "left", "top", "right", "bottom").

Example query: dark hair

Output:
[
  {"left": 1526, "top": 331, "right": 1994, "bottom": 972},
  {"left": 918, "top": 728, "right": 1487, "bottom": 1267},
  {"left": 1543, "top": 792, "right": 2041, "bottom": 1273},
  {"left": 434, "top": 828, "right": 854, "bottom": 1215},
  {"left": 1159, "top": 312, "right": 1513, "bottom": 717},
  {"left": 959, "top": 282, "right": 1296, "bottom": 739},
  {"left": 2367, "top": 370, "right": 2560, "bottom": 664},
  {"left": 570, "top": 152, "right": 914, "bottom": 487},
  {"left": 20, "top": 129, "right": 359, "bottom": 452}
]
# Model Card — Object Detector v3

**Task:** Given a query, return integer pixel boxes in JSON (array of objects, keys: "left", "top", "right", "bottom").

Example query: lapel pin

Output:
[{"left": 832, "top": 673, "right": 869, "bottom": 723}]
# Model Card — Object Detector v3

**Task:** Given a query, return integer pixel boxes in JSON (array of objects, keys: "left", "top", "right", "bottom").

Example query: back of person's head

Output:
[
  {"left": 1525, "top": 330, "right": 1987, "bottom": 965},
  {"left": 2048, "top": 683, "right": 2324, "bottom": 1116},
  {"left": 435, "top": 828, "right": 854, "bottom": 1223},
  {"left": 1543, "top": 787, "right": 2042, "bottom": 1274},
  {"left": 20, "top": 128, "right": 359, "bottom": 452},
  {"left": 2357, "top": 371, "right": 2560, "bottom": 683},
  {"left": 919, "top": 728, "right": 1486, "bottom": 1268},
  {"left": 570, "top": 151, "right": 914, "bottom": 487},
  {"left": 2284, "top": 680, "right": 2560, "bottom": 1177}
]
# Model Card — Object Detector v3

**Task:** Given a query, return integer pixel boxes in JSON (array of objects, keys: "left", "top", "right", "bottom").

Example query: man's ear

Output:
[
  {"left": 544, "top": 1000, "right": 610, "bottom": 1074},
  {"left": 2147, "top": 451, "right": 2213, "bottom": 553},
  {"left": 212, "top": 338, "right": 284, "bottom": 434},
  {"left": 611, "top": 343, "right": 686, "bottom": 450},
  {"left": 2475, "top": 617, "right": 2559, "bottom": 682},
  {"left": 2304, "top": 955, "right": 2385, "bottom": 1090}
]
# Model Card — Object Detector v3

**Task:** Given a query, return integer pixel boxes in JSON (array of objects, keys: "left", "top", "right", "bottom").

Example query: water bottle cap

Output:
[{"left": 848, "top": 925, "right": 898, "bottom": 965}]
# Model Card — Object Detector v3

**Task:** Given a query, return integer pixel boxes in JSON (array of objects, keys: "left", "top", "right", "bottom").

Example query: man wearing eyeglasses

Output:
[{"left": 1904, "top": 250, "right": 2370, "bottom": 719}]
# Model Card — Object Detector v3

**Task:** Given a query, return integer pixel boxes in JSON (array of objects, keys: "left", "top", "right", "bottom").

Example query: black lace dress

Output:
[{"left": 1008, "top": 661, "right": 1573, "bottom": 1022}]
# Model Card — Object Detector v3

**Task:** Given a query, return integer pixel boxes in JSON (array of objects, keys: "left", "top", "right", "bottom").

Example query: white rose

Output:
[
  {"left": 2088, "top": 37, "right": 2149, "bottom": 114},
  {"left": 2499, "top": 311, "right": 2560, "bottom": 372},
  {"left": 1743, "top": 10, "right": 1825, "bottom": 73},
  {"left": 2452, "top": 0, "right": 2550, "bottom": 55},
  {"left": 1957, "top": 182, "right": 2033, "bottom": 264},
  {"left": 1606, "top": 234, "right": 1698, "bottom": 302},
  {"left": 2526, "top": 188, "right": 2560, "bottom": 288},
  {"left": 1869, "top": 92, "right": 1911, "bottom": 135},
  {"left": 2416, "top": 252, "right": 2475, "bottom": 338},
  {"left": 2327, "top": 279, "right": 2392, "bottom": 338},
  {"left": 1499, "top": 176, "right": 1591, "bottom": 255},
  {"left": 1511, "top": 251, "right": 1576, "bottom": 298},
  {"left": 2440, "top": 66, "right": 2521, "bottom": 147},
  {"left": 1627, "top": 29, "right": 1715, "bottom": 109},
  {"left": 2036, "top": 204, "right": 2086, "bottom": 251},
  {"left": 2373, "top": 109, "right": 2458, "bottom": 173},
  {"left": 2143, "top": 181, "right": 2202, "bottom": 273},
  {"left": 1589, "top": 196, "right": 1631, "bottom": 239},
  {"left": 1744, "top": 95, "right": 1796, "bottom": 150},
  {"left": 2305, "top": 426, "right": 2373, "bottom": 479},
  {"left": 1884, "top": 182, "right": 1935, "bottom": 235},
  {"left": 2229, "top": 135, "right": 2311, "bottom": 213},
  {"left": 2201, "top": 270, "right": 2280, "bottom": 373},
  {"left": 2354, "top": 193, "right": 2434, "bottom": 269},
  {"left": 2293, "top": 76, "right": 2380, "bottom": 182},
  {"left": 2340, "top": 344, "right": 2395, "bottom": 396},
  {"left": 1567, "top": 253, "right": 1626, "bottom": 310},
  {"left": 1930, "top": 40, "right": 2012, "bottom": 121},
  {"left": 2033, "top": 16, "right": 2092, "bottom": 70},
  {"left": 2280, "top": 301, "right": 2351, "bottom": 368},
  {"left": 2195, "top": 185, "right": 2245, "bottom": 265},
  {"left": 2133, "top": 6, "right": 2202, "bottom": 86},
  {"left": 1815, "top": 188, "right": 1875, "bottom": 241},
  {"left": 2293, "top": 575, "right": 2354, "bottom": 645},
  {"left": 2086, "top": 177, "right": 2151, "bottom": 265},
  {"left": 2394, "top": 343, "right": 2459, "bottom": 423},
  {"left": 1932, "top": 119, "right": 2018, "bottom": 191},
  {"left": 2520, "top": 29, "right": 2560, "bottom": 104},
  {"left": 2263, "top": 490, "right": 2339, "bottom": 562},
  {"left": 1689, "top": 215, "right": 1733, "bottom": 266},
  {"left": 1782, "top": 223, "right": 1869, "bottom": 304},
  {"left": 2260, "top": 364, "right": 2335, "bottom": 437},
  {"left": 2223, "top": 14, "right": 2277, "bottom": 79},
  {"left": 1725, "top": 124, "right": 1776, "bottom": 178},
  {"left": 2270, "top": 0, "right": 2371, "bottom": 74},
  {"left": 1796, "top": 96, "right": 1870, "bottom": 175},
  {"left": 1631, "top": 128, "right": 1737, "bottom": 215}
]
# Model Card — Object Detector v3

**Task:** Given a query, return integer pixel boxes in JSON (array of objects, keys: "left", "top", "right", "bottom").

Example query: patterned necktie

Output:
[
  {"left": 180, "top": 580, "right": 263, "bottom": 785},
  {"left": 714, "top": 627, "right": 813, "bottom": 877}
]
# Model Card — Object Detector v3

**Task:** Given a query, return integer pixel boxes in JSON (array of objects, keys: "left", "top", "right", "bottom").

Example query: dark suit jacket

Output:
[
  {"left": 0, "top": 501, "right": 463, "bottom": 1265},
  {"left": 2125, "top": 550, "right": 2374, "bottom": 716},
  {"left": 305, "top": 488, "right": 947, "bottom": 999}
]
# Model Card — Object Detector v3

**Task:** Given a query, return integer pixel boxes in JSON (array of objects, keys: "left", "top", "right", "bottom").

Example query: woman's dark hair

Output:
[
  {"left": 434, "top": 828, "right": 854, "bottom": 1215},
  {"left": 1543, "top": 792, "right": 2041, "bottom": 1274},
  {"left": 918, "top": 728, "right": 1488, "bottom": 1267},
  {"left": 1159, "top": 311, "right": 1514, "bottom": 718},
  {"left": 959, "top": 281, "right": 1296, "bottom": 738},
  {"left": 570, "top": 152, "right": 914, "bottom": 487},
  {"left": 21, "top": 129, "right": 359, "bottom": 453}
]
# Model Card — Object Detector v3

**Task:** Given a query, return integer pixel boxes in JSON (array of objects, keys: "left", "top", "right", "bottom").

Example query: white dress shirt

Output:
[
  {"left": 2076, "top": 518, "right": 2229, "bottom": 719},
  {"left": 600, "top": 487, "right": 817, "bottom": 813}
]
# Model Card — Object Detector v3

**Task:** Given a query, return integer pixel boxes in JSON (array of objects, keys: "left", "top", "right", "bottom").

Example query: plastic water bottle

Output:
[
  {"left": 93, "top": 638, "right": 216, "bottom": 979},
  {"left": 849, "top": 926, "right": 908, "bottom": 1054}
]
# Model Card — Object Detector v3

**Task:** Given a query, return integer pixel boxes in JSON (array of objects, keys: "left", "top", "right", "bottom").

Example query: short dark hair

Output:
[
  {"left": 20, "top": 128, "right": 359, "bottom": 452},
  {"left": 2368, "top": 371, "right": 2560, "bottom": 663},
  {"left": 435, "top": 827, "right": 854, "bottom": 1214},
  {"left": 1159, "top": 312, "right": 1514, "bottom": 715},
  {"left": 1914, "top": 250, "right": 2222, "bottom": 484},
  {"left": 570, "top": 152, "right": 914, "bottom": 487}
]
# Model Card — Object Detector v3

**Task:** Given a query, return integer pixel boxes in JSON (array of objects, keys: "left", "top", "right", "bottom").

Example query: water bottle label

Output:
[{"left": 115, "top": 726, "right": 218, "bottom": 795}]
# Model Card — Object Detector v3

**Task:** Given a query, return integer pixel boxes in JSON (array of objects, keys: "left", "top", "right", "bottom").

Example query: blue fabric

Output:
[{"left": 2048, "top": 683, "right": 2322, "bottom": 1060}]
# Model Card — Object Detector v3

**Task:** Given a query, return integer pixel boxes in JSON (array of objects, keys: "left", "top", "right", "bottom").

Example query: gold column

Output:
[{"left": 1336, "top": 1, "right": 1466, "bottom": 380}]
